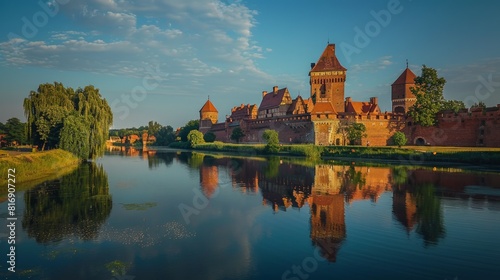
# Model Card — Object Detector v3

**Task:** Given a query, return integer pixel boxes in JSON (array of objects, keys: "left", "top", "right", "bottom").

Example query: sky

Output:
[{"left": 1, "top": 0, "right": 500, "bottom": 129}]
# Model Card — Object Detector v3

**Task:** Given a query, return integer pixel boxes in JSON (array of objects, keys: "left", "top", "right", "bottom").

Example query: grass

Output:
[
  {"left": 165, "top": 141, "right": 500, "bottom": 166},
  {"left": 0, "top": 149, "right": 80, "bottom": 195}
]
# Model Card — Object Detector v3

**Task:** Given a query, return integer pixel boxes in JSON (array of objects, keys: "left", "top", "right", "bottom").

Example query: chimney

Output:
[
  {"left": 262, "top": 91, "right": 267, "bottom": 97},
  {"left": 345, "top": 97, "right": 352, "bottom": 103},
  {"left": 273, "top": 86, "right": 278, "bottom": 93},
  {"left": 310, "top": 63, "right": 316, "bottom": 69},
  {"left": 370, "top": 97, "right": 378, "bottom": 105}
]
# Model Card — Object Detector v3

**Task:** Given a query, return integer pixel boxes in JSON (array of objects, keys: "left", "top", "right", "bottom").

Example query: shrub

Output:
[
  {"left": 262, "top": 129, "right": 280, "bottom": 154},
  {"left": 203, "top": 132, "right": 216, "bottom": 143},
  {"left": 392, "top": 132, "right": 407, "bottom": 147},
  {"left": 187, "top": 130, "right": 205, "bottom": 148}
]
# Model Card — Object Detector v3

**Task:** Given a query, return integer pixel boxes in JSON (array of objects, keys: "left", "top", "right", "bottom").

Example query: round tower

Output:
[
  {"left": 392, "top": 65, "right": 417, "bottom": 114},
  {"left": 199, "top": 98, "right": 218, "bottom": 124}
]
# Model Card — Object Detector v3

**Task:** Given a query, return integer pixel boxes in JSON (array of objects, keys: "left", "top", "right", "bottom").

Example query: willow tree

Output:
[
  {"left": 24, "top": 82, "right": 113, "bottom": 159},
  {"left": 23, "top": 82, "right": 75, "bottom": 150},
  {"left": 73, "top": 85, "right": 113, "bottom": 159}
]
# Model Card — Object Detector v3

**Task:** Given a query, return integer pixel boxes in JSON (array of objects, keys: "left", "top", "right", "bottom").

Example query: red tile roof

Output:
[
  {"left": 311, "top": 101, "right": 337, "bottom": 114},
  {"left": 392, "top": 67, "right": 417, "bottom": 85},
  {"left": 310, "top": 44, "right": 347, "bottom": 72},
  {"left": 345, "top": 101, "right": 380, "bottom": 115},
  {"left": 199, "top": 99, "right": 218, "bottom": 113},
  {"left": 258, "top": 87, "right": 291, "bottom": 111}
]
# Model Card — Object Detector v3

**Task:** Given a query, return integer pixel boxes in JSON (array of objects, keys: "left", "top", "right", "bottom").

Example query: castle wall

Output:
[
  {"left": 356, "top": 115, "right": 406, "bottom": 146},
  {"left": 404, "top": 109, "right": 500, "bottom": 147}
]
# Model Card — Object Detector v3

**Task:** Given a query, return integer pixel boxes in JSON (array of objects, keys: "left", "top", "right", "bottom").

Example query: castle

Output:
[{"left": 199, "top": 43, "right": 500, "bottom": 147}]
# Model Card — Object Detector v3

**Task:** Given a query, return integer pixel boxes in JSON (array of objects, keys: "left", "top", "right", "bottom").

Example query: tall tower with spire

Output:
[
  {"left": 392, "top": 64, "right": 417, "bottom": 114},
  {"left": 309, "top": 44, "right": 347, "bottom": 113},
  {"left": 199, "top": 97, "right": 218, "bottom": 134}
]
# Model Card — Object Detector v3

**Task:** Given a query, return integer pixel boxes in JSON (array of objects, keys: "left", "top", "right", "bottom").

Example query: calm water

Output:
[{"left": 1, "top": 148, "right": 500, "bottom": 280}]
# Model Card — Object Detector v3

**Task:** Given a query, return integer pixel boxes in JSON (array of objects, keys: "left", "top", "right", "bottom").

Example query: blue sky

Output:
[{"left": 1, "top": 0, "right": 500, "bottom": 129}]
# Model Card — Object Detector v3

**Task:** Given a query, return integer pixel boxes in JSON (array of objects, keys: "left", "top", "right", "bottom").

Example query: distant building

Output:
[{"left": 197, "top": 43, "right": 500, "bottom": 147}]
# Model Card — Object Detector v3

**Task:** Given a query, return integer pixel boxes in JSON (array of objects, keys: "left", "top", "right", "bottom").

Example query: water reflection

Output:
[
  {"left": 22, "top": 162, "right": 112, "bottom": 243},
  {"left": 169, "top": 152, "right": 499, "bottom": 260}
]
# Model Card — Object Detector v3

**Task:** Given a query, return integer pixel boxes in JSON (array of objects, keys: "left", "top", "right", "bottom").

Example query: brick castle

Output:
[{"left": 198, "top": 43, "right": 500, "bottom": 147}]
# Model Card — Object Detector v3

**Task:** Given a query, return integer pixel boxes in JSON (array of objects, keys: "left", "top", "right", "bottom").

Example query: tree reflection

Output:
[
  {"left": 264, "top": 156, "right": 280, "bottom": 179},
  {"left": 413, "top": 183, "right": 446, "bottom": 246},
  {"left": 148, "top": 151, "right": 175, "bottom": 169},
  {"left": 391, "top": 168, "right": 446, "bottom": 245},
  {"left": 22, "top": 162, "right": 112, "bottom": 243},
  {"left": 341, "top": 165, "right": 367, "bottom": 200}
]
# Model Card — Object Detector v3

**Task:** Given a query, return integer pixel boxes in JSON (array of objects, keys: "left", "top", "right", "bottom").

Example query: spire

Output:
[{"left": 406, "top": 59, "right": 408, "bottom": 69}]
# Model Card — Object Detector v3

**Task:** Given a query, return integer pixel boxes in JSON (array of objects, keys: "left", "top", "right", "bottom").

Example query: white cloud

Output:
[
  {"left": 0, "top": 0, "right": 271, "bottom": 93},
  {"left": 350, "top": 55, "right": 393, "bottom": 73}
]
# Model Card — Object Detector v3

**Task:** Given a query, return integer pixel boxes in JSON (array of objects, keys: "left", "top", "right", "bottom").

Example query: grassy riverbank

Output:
[
  {"left": 0, "top": 149, "right": 80, "bottom": 194},
  {"left": 184, "top": 142, "right": 500, "bottom": 166}
]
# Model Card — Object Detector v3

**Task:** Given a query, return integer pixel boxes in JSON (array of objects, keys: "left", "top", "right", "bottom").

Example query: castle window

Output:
[
  {"left": 407, "top": 121, "right": 412, "bottom": 126},
  {"left": 317, "top": 114, "right": 321, "bottom": 118},
  {"left": 479, "top": 139, "right": 484, "bottom": 145}
]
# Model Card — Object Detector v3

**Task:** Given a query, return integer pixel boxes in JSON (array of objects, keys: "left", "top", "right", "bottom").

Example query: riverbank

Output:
[
  {"left": 0, "top": 149, "right": 81, "bottom": 195},
  {"left": 172, "top": 142, "right": 500, "bottom": 168}
]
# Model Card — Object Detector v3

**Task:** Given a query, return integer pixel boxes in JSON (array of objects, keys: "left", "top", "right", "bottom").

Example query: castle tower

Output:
[
  {"left": 392, "top": 65, "right": 417, "bottom": 114},
  {"left": 309, "top": 44, "right": 347, "bottom": 113},
  {"left": 199, "top": 98, "right": 218, "bottom": 124}
]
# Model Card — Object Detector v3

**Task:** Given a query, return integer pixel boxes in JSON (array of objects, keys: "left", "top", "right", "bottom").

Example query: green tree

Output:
[
  {"left": 187, "top": 129, "right": 205, "bottom": 147},
  {"left": 24, "top": 82, "right": 112, "bottom": 159},
  {"left": 74, "top": 85, "right": 113, "bottom": 159},
  {"left": 155, "top": 125, "right": 175, "bottom": 146},
  {"left": 148, "top": 121, "right": 162, "bottom": 136},
  {"left": 0, "top": 121, "right": 5, "bottom": 134},
  {"left": 262, "top": 129, "right": 280, "bottom": 153},
  {"left": 442, "top": 100, "right": 466, "bottom": 113},
  {"left": 408, "top": 65, "right": 447, "bottom": 126},
  {"left": 346, "top": 123, "right": 367, "bottom": 145},
  {"left": 4, "top": 117, "right": 27, "bottom": 145},
  {"left": 203, "top": 131, "right": 216, "bottom": 143},
  {"left": 178, "top": 120, "right": 199, "bottom": 142},
  {"left": 59, "top": 114, "right": 90, "bottom": 160},
  {"left": 230, "top": 127, "right": 245, "bottom": 143},
  {"left": 392, "top": 131, "right": 407, "bottom": 147}
]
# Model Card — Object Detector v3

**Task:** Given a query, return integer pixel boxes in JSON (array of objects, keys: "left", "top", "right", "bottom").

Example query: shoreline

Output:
[
  {"left": 148, "top": 143, "right": 500, "bottom": 172},
  {"left": 0, "top": 149, "right": 81, "bottom": 196}
]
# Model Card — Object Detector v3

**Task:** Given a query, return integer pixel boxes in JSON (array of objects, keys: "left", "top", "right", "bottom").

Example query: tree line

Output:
[{"left": 22, "top": 82, "right": 113, "bottom": 159}]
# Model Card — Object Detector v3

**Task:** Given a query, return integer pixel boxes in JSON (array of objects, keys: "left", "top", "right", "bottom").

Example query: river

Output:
[{"left": 1, "top": 147, "right": 499, "bottom": 279}]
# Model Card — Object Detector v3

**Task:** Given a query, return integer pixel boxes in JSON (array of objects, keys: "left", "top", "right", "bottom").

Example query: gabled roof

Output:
[
  {"left": 392, "top": 67, "right": 417, "bottom": 85},
  {"left": 311, "top": 101, "right": 337, "bottom": 114},
  {"left": 258, "top": 87, "right": 291, "bottom": 111},
  {"left": 304, "top": 98, "right": 315, "bottom": 113},
  {"left": 345, "top": 101, "right": 380, "bottom": 115},
  {"left": 310, "top": 44, "right": 347, "bottom": 72},
  {"left": 287, "top": 96, "right": 307, "bottom": 114},
  {"left": 199, "top": 99, "right": 218, "bottom": 113}
]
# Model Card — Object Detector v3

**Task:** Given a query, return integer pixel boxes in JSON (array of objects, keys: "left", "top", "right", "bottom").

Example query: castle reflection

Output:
[{"left": 114, "top": 150, "right": 500, "bottom": 261}]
